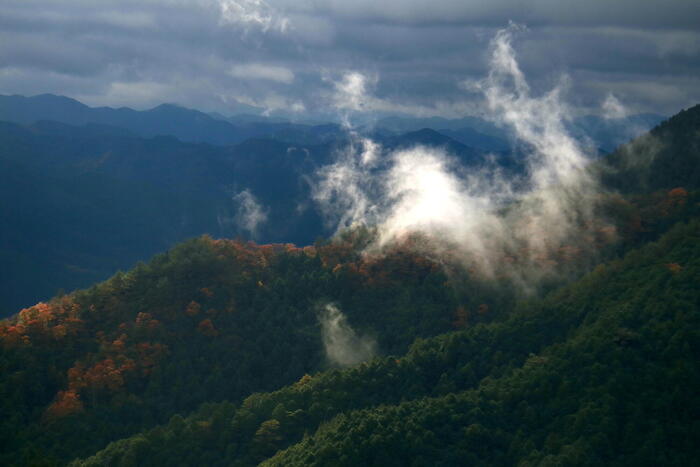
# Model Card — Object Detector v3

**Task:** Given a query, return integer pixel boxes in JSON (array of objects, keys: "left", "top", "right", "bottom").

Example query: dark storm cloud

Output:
[{"left": 0, "top": 0, "right": 698, "bottom": 117}]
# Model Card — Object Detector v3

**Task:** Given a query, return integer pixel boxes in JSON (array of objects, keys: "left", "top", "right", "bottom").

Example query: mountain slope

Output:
[
  {"left": 65, "top": 104, "right": 700, "bottom": 466},
  {"left": 72, "top": 213, "right": 700, "bottom": 467},
  {"left": 3, "top": 229, "right": 504, "bottom": 465},
  {"left": 266, "top": 219, "right": 699, "bottom": 466},
  {"left": 602, "top": 103, "right": 700, "bottom": 192}
]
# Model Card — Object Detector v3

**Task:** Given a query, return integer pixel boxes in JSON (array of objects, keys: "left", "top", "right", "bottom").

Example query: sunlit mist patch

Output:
[{"left": 313, "top": 24, "right": 614, "bottom": 290}]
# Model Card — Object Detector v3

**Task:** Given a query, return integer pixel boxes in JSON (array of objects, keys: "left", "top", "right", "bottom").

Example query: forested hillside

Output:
[
  {"left": 0, "top": 103, "right": 698, "bottom": 466},
  {"left": 602, "top": 104, "right": 700, "bottom": 192},
  {"left": 2, "top": 228, "right": 515, "bottom": 465},
  {"left": 75, "top": 216, "right": 700, "bottom": 467}
]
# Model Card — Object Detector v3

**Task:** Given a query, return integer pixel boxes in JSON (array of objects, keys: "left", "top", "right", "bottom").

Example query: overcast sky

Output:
[{"left": 1, "top": 0, "right": 699, "bottom": 119}]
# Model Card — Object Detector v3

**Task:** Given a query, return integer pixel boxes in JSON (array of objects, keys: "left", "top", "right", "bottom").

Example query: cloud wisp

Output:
[
  {"left": 314, "top": 25, "right": 606, "bottom": 288},
  {"left": 218, "top": 0, "right": 290, "bottom": 33},
  {"left": 232, "top": 189, "right": 268, "bottom": 239},
  {"left": 229, "top": 63, "right": 295, "bottom": 83},
  {"left": 318, "top": 303, "right": 377, "bottom": 367}
]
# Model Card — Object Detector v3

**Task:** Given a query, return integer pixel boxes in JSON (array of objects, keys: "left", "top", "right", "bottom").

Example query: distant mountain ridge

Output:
[
  {"left": 377, "top": 112, "right": 666, "bottom": 153},
  {"left": 0, "top": 94, "right": 664, "bottom": 152},
  {"left": 0, "top": 94, "right": 346, "bottom": 146}
]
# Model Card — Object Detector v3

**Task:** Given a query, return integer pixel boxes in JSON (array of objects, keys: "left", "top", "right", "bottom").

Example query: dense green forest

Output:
[{"left": 0, "top": 104, "right": 698, "bottom": 465}]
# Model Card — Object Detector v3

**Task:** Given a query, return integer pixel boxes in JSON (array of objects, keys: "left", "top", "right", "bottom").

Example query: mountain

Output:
[
  {"left": 0, "top": 120, "right": 330, "bottom": 315},
  {"left": 376, "top": 115, "right": 505, "bottom": 136},
  {"left": 601, "top": 104, "right": 700, "bottom": 192},
  {"left": 0, "top": 94, "right": 244, "bottom": 145},
  {"left": 2, "top": 93, "right": 662, "bottom": 155},
  {"left": 0, "top": 104, "right": 697, "bottom": 465},
  {"left": 375, "top": 113, "right": 665, "bottom": 154},
  {"left": 0, "top": 230, "right": 486, "bottom": 465},
  {"left": 266, "top": 219, "right": 699, "bottom": 466},
  {"left": 0, "top": 94, "right": 341, "bottom": 146},
  {"left": 385, "top": 127, "right": 473, "bottom": 151},
  {"left": 435, "top": 126, "right": 511, "bottom": 151},
  {"left": 375, "top": 115, "right": 510, "bottom": 152},
  {"left": 381, "top": 128, "right": 523, "bottom": 172},
  {"left": 569, "top": 113, "right": 666, "bottom": 152}
]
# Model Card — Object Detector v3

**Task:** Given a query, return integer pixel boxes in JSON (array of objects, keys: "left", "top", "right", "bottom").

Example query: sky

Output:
[{"left": 1, "top": 0, "right": 699, "bottom": 120}]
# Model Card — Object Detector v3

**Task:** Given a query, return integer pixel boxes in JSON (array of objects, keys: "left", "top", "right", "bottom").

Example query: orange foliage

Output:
[
  {"left": 76, "top": 359, "right": 126, "bottom": 393},
  {"left": 136, "top": 342, "right": 168, "bottom": 376},
  {"left": 65, "top": 340, "right": 165, "bottom": 397},
  {"left": 209, "top": 238, "right": 271, "bottom": 271},
  {"left": 52, "top": 324, "right": 68, "bottom": 340},
  {"left": 452, "top": 306, "right": 469, "bottom": 329},
  {"left": 111, "top": 334, "right": 127, "bottom": 351},
  {"left": 135, "top": 312, "right": 160, "bottom": 330},
  {"left": 653, "top": 187, "right": 690, "bottom": 217},
  {"left": 44, "top": 390, "right": 84, "bottom": 420},
  {"left": 198, "top": 318, "right": 219, "bottom": 337},
  {"left": 666, "top": 263, "right": 683, "bottom": 274},
  {"left": 318, "top": 241, "right": 355, "bottom": 268},
  {"left": 2, "top": 296, "right": 83, "bottom": 347},
  {"left": 668, "top": 187, "right": 688, "bottom": 203},
  {"left": 185, "top": 300, "right": 201, "bottom": 317},
  {"left": 295, "top": 374, "right": 312, "bottom": 387},
  {"left": 1, "top": 324, "right": 26, "bottom": 347}
]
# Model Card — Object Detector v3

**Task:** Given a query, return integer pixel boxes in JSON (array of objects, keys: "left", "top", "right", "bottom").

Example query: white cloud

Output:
[
  {"left": 602, "top": 93, "right": 627, "bottom": 119},
  {"left": 218, "top": 0, "right": 290, "bottom": 33},
  {"left": 229, "top": 63, "right": 294, "bottom": 83},
  {"left": 232, "top": 92, "right": 305, "bottom": 115},
  {"left": 331, "top": 71, "right": 376, "bottom": 112},
  {"left": 96, "top": 80, "right": 176, "bottom": 109},
  {"left": 314, "top": 25, "right": 605, "bottom": 288}
]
